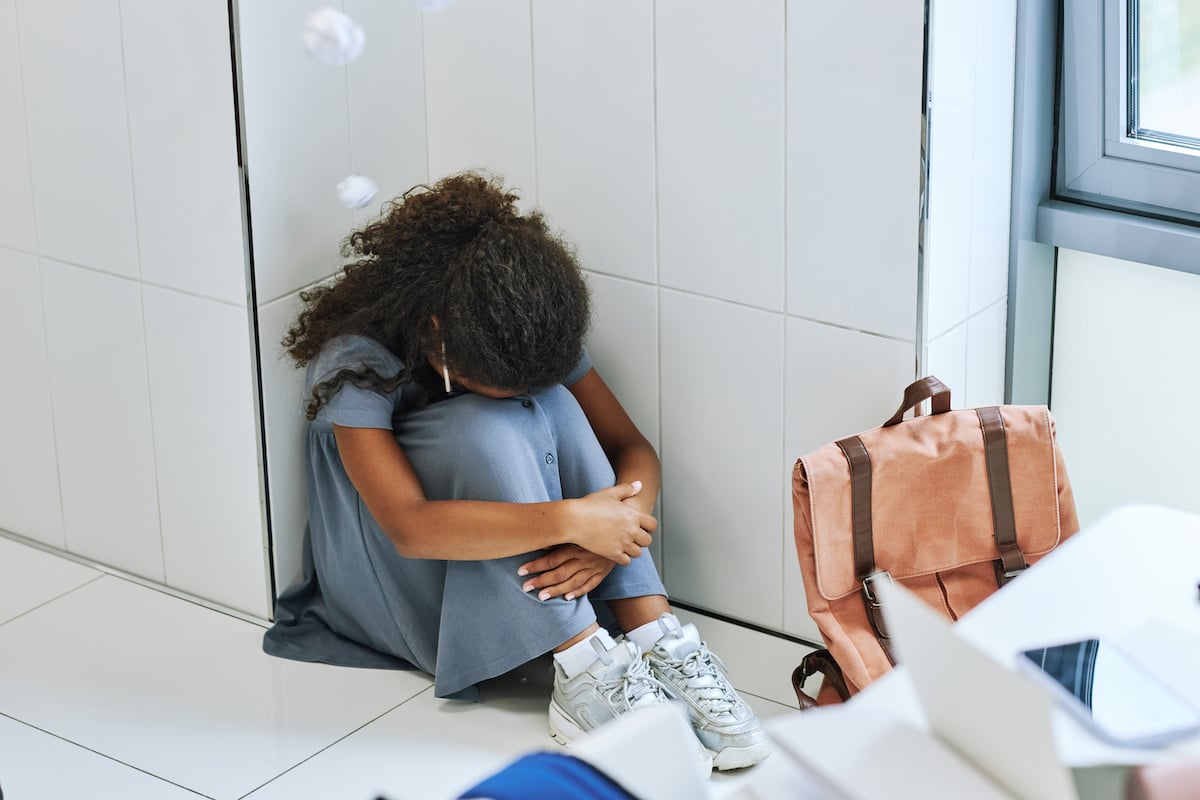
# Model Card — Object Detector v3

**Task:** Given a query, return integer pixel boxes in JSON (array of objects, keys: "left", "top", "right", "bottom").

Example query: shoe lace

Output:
[
  {"left": 670, "top": 644, "right": 740, "bottom": 718},
  {"left": 610, "top": 652, "right": 664, "bottom": 710},
  {"left": 591, "top": 639, "right": 664, "bottom": 711}
]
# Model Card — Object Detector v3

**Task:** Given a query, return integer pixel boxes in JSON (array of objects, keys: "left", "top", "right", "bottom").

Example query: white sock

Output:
[
  {"left": 625, "top": 613, "right": 683, "bottom": 653},
  {"left": 554, "top": 629, "right": 616, "bottom": 679}
]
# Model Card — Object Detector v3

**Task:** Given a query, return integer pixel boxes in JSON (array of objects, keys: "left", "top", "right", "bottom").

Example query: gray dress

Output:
[{"left": 263, "top": 335, "right": 666, "bottom": 699}]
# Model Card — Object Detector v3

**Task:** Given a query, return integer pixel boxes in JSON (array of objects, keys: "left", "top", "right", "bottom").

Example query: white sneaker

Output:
[
  {"left": 549, "top": 637, "right": 713, "bottom": 778},
  {"left": 643, "top": 615, "right": 772, "bottom": 770}
]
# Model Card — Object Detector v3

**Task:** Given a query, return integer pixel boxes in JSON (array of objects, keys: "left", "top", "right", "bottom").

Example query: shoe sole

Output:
[
  {"left": 548, "top": 699, "right": 587, "bottom": 747},
  {"left": 709, "top": 739, "right": 773, "bottom": 771}
]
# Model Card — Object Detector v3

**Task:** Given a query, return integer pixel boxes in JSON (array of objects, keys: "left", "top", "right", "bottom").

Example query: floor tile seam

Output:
[
  {"left": 0, "top": 711, "right": 215, "bottom": 799},
  {"left": 734, "top": 687, "right": 799, "bottom": 712},
  {"left": 0, "top": 573, "right": 106, "bottom": 628},
  {"left": 235, "top": 683, "right": 437, "bottom": 799}
]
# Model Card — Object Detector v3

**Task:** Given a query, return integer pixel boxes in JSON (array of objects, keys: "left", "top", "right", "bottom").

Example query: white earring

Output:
[{"left": 441, "top": 341, "right": 452, "bottom": 393}]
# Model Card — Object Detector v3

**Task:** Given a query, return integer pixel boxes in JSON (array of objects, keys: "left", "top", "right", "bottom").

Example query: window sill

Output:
[{"left": 1035, "top": 200, "right": 1200, "bottom": 276}]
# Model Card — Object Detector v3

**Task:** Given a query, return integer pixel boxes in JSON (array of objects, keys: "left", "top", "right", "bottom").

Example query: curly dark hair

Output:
[{"left": 284, "top": 172, "right": 592, "bottom": 420}]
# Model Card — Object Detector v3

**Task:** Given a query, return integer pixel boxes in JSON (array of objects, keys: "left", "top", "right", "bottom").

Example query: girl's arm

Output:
[
  {"left": 567, "top": 368, "right": 661, "bottom": 515},
  {"left": 333, "top": 424, "right": 655, "bottom": 563},
  {"left": 517, "top": 368, "right": 662, "bottom": 601}
]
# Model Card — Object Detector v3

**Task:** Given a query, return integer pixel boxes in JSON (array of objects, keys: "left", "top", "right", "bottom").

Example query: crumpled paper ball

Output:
[
  {"left": 302, "top": 7, "right": 365, "bottom": 65},
  {"left": 337, "top": 174, "right": 378, "bottom": 209},
  {"left": 412, "top": 0, "right": 456, "bottom": 12}
]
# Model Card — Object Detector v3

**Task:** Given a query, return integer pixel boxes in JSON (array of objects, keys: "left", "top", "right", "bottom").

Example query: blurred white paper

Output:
[
  {"left": 878, "top": 581, "right": 1079, "bottom": 800},
  {"left": 769, "top": 701, "right": 1011, "bottom": 800},
  {"left": 570, "top": 704, "right": 709, "bottom": 800},
  {"left": 1120, "top": 620, "right": 1200, "bottom": 711}
]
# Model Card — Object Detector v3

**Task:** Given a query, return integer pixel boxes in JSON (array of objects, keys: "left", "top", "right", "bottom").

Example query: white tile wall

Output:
[
  {"left": 924, "top": 0, "right": 1015, "bottom": 374},
  {"left": 258, "top": 291, "right": 312, "bottom": 592},
  {"left": 0, "top": 249, "right": 63, "bottom": 548},
  {"left": 423, "top": 0, "right": 537, "bottom": 197},
  {"left": 925, "top": 321, "right": 968, "bottom": 404},
  {"left": 781, "top": 318, "right": 915, "bottom": 640},
  {"left": 964, "top": 300, "right": 1007, "bottom": 407},
  {"left": 1051, "top": 251, "right": 1200, "bottom": 525},
  {"left": 924, "top": 100, "right": 975, "bottom": 339},
  {"left": 783, "top": 319, "right": 917, "bottom": 458},
  {"left": 925, "top": 0, "right": 978, "bottom": 342},
  {"left": 242, "top": 0, "right": 939, "bottom": 637},
  {"left": 660, "top": 289, "right": 784, "bottom": 628},
  {"left": 532, "top": 0, "right": 657, "bottom": 284},
  {"left": 0, "top": 0, "right": 36, "bottom": 253},
  {"left": 238, "top": 0, "right": 353, "bottom": 303},
  {"left": 656, "top": 0, "right": 785, "bottom": 312},
  {"left": 2, "top": 0, "right": 273, "bottom": 615},
  {"left": 143, "top": 287, "right": 268, "bottom": 617},
  {"left": 40, "top": 261, "right": 163, "bottom": 580},
  {"left": 583, "top": 273, "right": 660, "bottom": 451},
  {"left": 787, "top": 0, "right": 923, "bottom": 339},
  {"left": 0, "top": 0, "right": 1004, "bottom": 644},
  {"left": 16, "top": 0, "right": 140, "bottom": 278},
  {"left": 120, "top": 0, "right": 246, "bottom": 305},
  {"left": 968, "top": 0, "right": 1017, "bottom": 314},
  {"left": 584, "top": 272, "right": 661, "bottom": 568},
  {"left": 346, "top": 0, "right": 429, "bottom": 225}
]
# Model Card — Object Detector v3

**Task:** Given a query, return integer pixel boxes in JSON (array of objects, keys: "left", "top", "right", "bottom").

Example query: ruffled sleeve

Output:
[{"left": 305, "top": 335, "right": 405, "bottom": 430}]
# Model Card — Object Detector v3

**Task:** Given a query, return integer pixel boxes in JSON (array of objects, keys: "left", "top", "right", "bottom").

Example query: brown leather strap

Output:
[
  {"left": 883, "top": 376, "right": 952, "bottom": 427},
  {"left": 835, "top": 435, "right": 875, "bottom": 580},
  {"left": 977, "top": 406, "right": 1027, "bottom": 585},
  {"left": 792, "top": 649, "right": 851, "bottom": 709},
  {"left": 835, "top": 436, "right": 898, "bottom": 667}
]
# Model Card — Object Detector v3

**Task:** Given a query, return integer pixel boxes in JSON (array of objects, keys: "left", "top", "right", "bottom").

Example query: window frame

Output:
[
  {"left": 1058, "top": 0, "right": 1200, "bottom": 219},
  {"left": 1009, "top": 0, "right": 1200, "bottom": 406}
]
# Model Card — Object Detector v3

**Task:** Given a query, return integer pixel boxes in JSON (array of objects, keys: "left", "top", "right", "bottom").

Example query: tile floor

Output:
[{"left": 0, "top": 534, "right": 818, "bottom": 799}]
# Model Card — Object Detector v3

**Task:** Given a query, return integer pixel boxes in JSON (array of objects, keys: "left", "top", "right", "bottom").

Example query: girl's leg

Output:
[
  {"left": 525, "top": 388, "right": 769, "bottom": 769},
  {"left": 554, "top": 622, "right": 602, "bottom": 653},
  {"left": 393, "top": 389, "right": 625, "bottom": 697},
  {"left": 527, "top": 385, "right": 669, "bottom": 613},
  {"left": 607, "top": 594, "right": 672, "bottom": 633}
]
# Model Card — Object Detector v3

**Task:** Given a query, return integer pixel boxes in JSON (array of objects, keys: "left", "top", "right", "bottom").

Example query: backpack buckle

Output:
[{"left": 861, "top": 570, "right": 893, "bottom": 603}]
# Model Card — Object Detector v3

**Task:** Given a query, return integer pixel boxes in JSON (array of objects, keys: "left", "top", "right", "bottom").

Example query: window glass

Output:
[{"left": 1131, "top": 0, "right": 1200, "bottom": 146}]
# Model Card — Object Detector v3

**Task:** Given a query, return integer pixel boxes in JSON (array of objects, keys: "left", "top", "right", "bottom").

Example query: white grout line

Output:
[{"left": 0, "top": 713, "right": 216, "bottom": 799}]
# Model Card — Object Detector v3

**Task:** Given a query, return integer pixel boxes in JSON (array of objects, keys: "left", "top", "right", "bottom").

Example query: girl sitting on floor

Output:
[{"left": 263, "top": 172, "right": 770, "bottom": 773}]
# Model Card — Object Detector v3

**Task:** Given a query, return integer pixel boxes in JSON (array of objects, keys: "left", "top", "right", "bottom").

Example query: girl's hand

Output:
[
  {"left": 518, "top": 544, "right": 616, "bottom": 602},
  {"left": 567, "top": 482, "right": 656, "bottom": 563}
]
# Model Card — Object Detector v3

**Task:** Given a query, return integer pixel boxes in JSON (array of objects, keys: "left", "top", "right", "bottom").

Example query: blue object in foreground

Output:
[{"left": 458, "top": 751, "right": 634, "bottom": 800}]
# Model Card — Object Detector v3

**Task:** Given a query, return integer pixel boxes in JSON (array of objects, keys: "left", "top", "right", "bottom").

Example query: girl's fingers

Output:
[
  {"left": 538, "top": 570, "right": 600, "bottom": 601},
  {"left": 595, "top": 481, "right": 642, "bottom": 502},
  {"left": 517, "top": 548, "right": 573, "bottom": 577},
  {"left": 565, "top": 575, "right": 604, "bottom": 602},
  {"left": 522, "top": 563, "right": 574, "bottom": 593}
]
